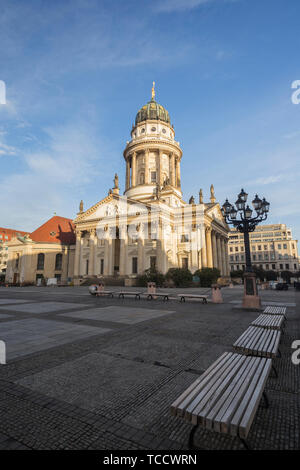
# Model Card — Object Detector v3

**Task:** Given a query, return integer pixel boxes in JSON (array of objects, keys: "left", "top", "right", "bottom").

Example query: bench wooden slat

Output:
[
  {"left": 170, "top": 352, "right": 229, "bottom": 416},
  {"left": 171, "top": 353, "right": 272, "bottom": 440},
  {"left": 205, "top": 356, "right": 258, "bottom": 432},
  {"left": 233, "top": 326, "right": 281, "bottom": 358},
  {"left": 230, "top": 357, "right": 271, "bottom": 437}
]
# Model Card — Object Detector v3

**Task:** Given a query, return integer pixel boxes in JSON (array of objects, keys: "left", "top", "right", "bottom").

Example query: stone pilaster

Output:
[
  {"left": 205, "top": 227, "right": 213, "bottom": 268},
  {"left": 74, "top": 231, "right": 81, "bottom": 277},
  {"left": 131, "top": 152, "right": 136, "bottom": 187},
  {"left": 88, "top": 229, "right": 96, "bottom": 276},
  {"left": 145, "top": 149, "right": 149, "bottom": 184},
  {"left": 212, "top": 230, "right": 218, "bottom": 269}
]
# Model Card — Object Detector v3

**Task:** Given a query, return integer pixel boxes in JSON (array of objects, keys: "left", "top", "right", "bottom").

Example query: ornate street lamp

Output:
[{"left": 222, "top": 189, "right": 270, "bottom": 309}]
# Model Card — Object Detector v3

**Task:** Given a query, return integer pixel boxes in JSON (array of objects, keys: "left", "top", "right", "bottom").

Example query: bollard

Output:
[
  {"left": 211, "top": 284, "right": 223, "bottom": 303},
  {"left": 147, "top": 282, "right": 157, "bottom": 299}
]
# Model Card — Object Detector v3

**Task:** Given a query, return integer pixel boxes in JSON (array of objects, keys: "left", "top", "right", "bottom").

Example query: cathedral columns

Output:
[
  {"left": 88, "top": 229, "right": 96, "bottom": 276},
  {"left": 119, "top": 225, "right": 127, "bottom": 276},
  {"left": 74, "top": 231, "right": 81, "bottom": 277},
  {"left": 176, "top": 158, "right": 181, "bottom": 188},
  {"left": 138, "top": 236, "right": 144, "bottom": 274},
  {"left": 145, "top": 149, "right": 149, "bottom": 184},
  {"left": 170, "top": 152, "right": 176, "bottom": 186},
  {"left": 131, "top": 152, "right": 136, "bottom": 187},
  {"left": 126, "top": 159, "right": 130, "bottom": 190},
  {"left": 205, "top": 227, "right": 213, "bottom": 268},
  {"left": 216, "top": 235, "right": 222, "bottom": 275},
  {"left": 158, "top": 149, "right": 163, "bottom": 186},
  {"left": 212, "top": 231, "right": 218, "bottom": 269},
  {"left": 201, "top": 226, "right": 207, "bottom": 268}
]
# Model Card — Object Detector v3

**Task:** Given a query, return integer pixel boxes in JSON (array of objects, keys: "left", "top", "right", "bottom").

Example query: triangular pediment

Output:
[{"left": 74, "top": 194, "right": 152, "bottom": 224}]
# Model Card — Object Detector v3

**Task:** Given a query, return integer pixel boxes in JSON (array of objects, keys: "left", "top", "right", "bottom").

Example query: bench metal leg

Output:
[
  {"left": 239, "top": 438, "right": 251, "bottom": 451},
  {"left": 277, "top": 349, "right": 281, "bottom": 358},
  {"left": 262, "top": 391, "right": 269, "bottom": 408},
  {"left": 188, "top": 424, "right": 199, "bottom": 450},
  {"left": 271, "top": 365, "right": 278, "bottom": 379}
]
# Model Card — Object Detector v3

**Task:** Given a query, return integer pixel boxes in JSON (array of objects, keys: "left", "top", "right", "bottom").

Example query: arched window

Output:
[
  {"left": 37, "top": 253, "right": 45, "bottom": 270},
  {"left": 55, "top": 253, "right": 62, "bottom": 270}
]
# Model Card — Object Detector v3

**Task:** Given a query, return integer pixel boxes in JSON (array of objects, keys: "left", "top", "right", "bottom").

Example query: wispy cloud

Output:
[
  {"left": 0, "top": 121, "right": 104, "bottom": 230},
  {"left": 154, "top": 0, "right": 212, "bottom": 13}
]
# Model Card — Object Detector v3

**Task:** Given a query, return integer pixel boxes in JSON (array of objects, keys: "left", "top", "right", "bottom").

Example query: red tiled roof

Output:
[
  {"left": 29, "top": 216, "right": 75, "bottom": 245},
  {"left": 0, "top": 227, "right": 29, "bottom": 241}
]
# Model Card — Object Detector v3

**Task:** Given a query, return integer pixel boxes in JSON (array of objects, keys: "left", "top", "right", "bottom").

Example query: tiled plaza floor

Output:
[{"left": 0, "top": 285, "right": 299, "bottom": 450}]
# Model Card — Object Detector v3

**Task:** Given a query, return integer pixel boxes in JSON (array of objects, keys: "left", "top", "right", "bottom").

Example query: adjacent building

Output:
[
  {"left": 228, "top": 224, "right": 299, "bottom": 273},
  {"left": 0, "top": 227, "right": 29, "bottom": 274},
  {"left": 5, "top": 216, "right": 75, "bottom": 284}
]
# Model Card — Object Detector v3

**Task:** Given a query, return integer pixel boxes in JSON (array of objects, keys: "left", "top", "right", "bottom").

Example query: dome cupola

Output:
[{"left": 135, "top": 82, "right": 171, "bottom": 125}]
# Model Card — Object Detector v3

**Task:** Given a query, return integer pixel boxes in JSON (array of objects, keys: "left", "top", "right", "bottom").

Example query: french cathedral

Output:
[{"left": 73, "top": 84, "right": 230, "bottom": 284}]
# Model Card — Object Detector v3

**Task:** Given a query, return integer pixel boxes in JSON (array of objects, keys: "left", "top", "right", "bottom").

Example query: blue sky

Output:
[{"left": 0, "top": 0, "right": 300, "bottom": 244}]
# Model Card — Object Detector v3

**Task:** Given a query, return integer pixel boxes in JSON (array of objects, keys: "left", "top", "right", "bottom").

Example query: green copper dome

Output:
[{"left": 135, "top": 99, "right": 171, "bottom": 126}]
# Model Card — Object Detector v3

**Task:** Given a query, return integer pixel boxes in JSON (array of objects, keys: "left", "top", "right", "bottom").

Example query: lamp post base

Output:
[{"left": 242, "top": 271, "right": 261, "bottom": 309}]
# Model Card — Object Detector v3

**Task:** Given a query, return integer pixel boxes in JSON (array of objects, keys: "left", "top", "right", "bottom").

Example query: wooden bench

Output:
[
  {"left": 118, "top": 291, "right": 141, "bottom": 300},
  {"left": 178, "top": 294, "right": 208, "bottom": 304},
  {"left": 233, "top": 326, "right": 281, "bottom": 359},
  {"left": 251, "top": 314, "right": 285, "bottom": 331},
  {"left": 146, "top": 292, "right": 170, "bottom": 301},
  {"left": 171, "top": 352, "right": 272, "bottom": 450},
  {"left": 95, "top": 290, "right": 114, "bottom": 298},
  {"left": 263, "top": 306, "right": 287, "bottom": 320}
]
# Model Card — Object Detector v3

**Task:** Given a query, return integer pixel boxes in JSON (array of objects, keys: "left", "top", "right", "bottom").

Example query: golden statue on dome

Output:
[{"left": 151, "top": 81, "right": 155, "bottom": 100}]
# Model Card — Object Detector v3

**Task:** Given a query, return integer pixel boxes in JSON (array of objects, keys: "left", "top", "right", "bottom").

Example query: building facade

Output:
[
  {"left": 0, "top": 227, "right": 29, "bottom": 274},
  {"left": 5, "top": 216, "right": 75, "bottom": 284},
  {"left": 228, "top": 224, "right": 299, "bottom": 273},
  {"left": 73, "top": 86, "right": 230, "bottom": 282}
]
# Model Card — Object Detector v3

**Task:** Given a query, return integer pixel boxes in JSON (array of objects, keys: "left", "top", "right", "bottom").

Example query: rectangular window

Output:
[
  {"left": 151, "top": 171, "right": 156, "bottom": 183},
  {"left": 285, "top": 264, "right": 289, "bottom": 269},
  {"left": 132, "top": 257, "right": 138, "bottom": 274},
  {"left": 86, "top": 259, "right": 89, "bottom": 275},
  {"left": 280, "top": 264, "right": 283, "bottom": 270},
  {"left": 272, "top": 264, "right": 276, "bottom": 270},
  {"left": 235, "top": 247, "right": 238, "bottom": 252},
  {"left": 264, "top": 245, "right": 268, "bottom": 250},
  {"left": 278, "top": 244, "right": 281, "bottom": 249},
  {"left": 100, "top": 259, "right": 104, "bottom": 275},
  {"left": 150, "top": 256, "right": 156, "bottom": 270},
  {"left": 181, "top": 234, "right": 189, "bottom": 243},
  {"left": 283, "top": 244, "right": 287, "bottom": 249},
  {"left": 182, "top": 257, "right": 188, "bottom": 269},
  {"left": 258, "top": 245, "right": 261, "bottom": 251}
]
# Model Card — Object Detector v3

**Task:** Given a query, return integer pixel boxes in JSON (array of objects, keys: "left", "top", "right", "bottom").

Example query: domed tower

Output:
[{"left": 123, "top": 83, "right": 183, "bottom": 205}]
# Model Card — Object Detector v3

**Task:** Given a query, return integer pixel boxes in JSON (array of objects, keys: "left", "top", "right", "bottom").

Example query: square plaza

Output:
[{"left": 0, "top": 286, "right": 299, "bottom": 450}]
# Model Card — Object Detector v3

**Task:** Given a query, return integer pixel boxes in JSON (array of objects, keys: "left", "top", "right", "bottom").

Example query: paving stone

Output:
[
  {"left": 59, "top": 306, "right": 175, "bottom": 324},
  {"left": 0, "top": 301, "right": 90, "bottom": 313}
]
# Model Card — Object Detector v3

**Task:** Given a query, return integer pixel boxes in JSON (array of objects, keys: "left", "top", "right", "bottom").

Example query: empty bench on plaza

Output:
[
  {"left": 263, "top": 306, "right": 287, "bottom": 320},
  {"left": 171, "top": 352, "right": 272, "bottom": 450},
  {"left": 95, "top": 290, "right": 114, "bottom": 298},
  {"left": 251, "top": 314, "right": 285, "bottom": 331},
  {"left": 178, "top": 294, "right": 208, "bottom": 304},
  {"left": 233, "top": 326, "right": 281, "bottom": 359},
  {"left": 118, "top": 291, "right": 141, "bottom": 300},
  {"left": 146, "top": 292, "right": 171, "bottom": 301}
]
